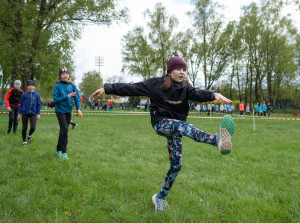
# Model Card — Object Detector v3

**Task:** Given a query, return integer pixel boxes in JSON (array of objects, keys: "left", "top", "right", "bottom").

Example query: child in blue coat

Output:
[
  {"left": 18, "top": 80, "right": 41, "bottom": 146},
  {"left": 53, "top": 67, "right": 83, "bottom": 159}
]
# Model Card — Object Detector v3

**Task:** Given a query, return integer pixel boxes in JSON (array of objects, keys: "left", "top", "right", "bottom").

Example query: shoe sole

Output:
[
  {"left": 219, "top": 115, "right": 235, "bottom": 155},
  {"left": 152, "top": 194, "right": 158, "bottom": 211}
]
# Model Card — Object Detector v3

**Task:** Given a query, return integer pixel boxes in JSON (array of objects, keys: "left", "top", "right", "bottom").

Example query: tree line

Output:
[
  {"left": 0, "top": 0, "right": 299, "bottom": 109},
  {"left": 121, "top": 0, "right": 300, "bottom": 109},
  {"left": 0, "top": 0, "right": 128, "bottom": 101}
]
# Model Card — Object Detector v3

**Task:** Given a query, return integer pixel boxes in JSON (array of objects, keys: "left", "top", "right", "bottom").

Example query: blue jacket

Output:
[
  {"left": 53, "top": 80, "right": 81, "bottom": 113},
  {"left": 18, "top": 91, "right": 41, "bottom": 115}
]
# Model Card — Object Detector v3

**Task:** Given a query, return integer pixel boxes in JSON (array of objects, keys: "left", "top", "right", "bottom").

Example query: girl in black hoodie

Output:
[{"left": 90, "top": 56, "right": 235, "bottom": 212}]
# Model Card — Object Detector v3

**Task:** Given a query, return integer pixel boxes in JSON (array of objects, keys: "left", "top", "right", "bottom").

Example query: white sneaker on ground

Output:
[{"left": 152, "top": 194, "right": 168, "bottom": 212}]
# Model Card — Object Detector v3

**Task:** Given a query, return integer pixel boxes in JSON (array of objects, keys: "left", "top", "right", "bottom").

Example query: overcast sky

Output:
[{"left": 73, "top": 0, "right": 299, "bottom": 85}]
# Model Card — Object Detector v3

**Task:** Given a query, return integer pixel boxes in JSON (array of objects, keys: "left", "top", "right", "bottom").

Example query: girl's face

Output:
[
  {"left": 170, "top": 68, "right": 186, "bottom": 83},
  {"left": 27, "top": 85, "right": 35, "bottom": 92},
  {"left": 60, "top": 72, "right": 69, "bottom": 81}
]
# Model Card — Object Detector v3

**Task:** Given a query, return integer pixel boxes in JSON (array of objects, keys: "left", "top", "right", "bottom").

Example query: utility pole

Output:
[{"left": 95, "top": 56, "right": 104, "bottom": 74}]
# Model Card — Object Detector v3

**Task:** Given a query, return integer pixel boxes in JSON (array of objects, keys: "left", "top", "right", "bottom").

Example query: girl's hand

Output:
[
  {"left": 7, "top": 107, "right": 12, "bottom": 112},
  {"left": 68, "top": 92, "right": 76, "bottom": 98},
  {"left": 77, "top": 110, "right": 83, "bottom": 118},
  {"left": 90, "top": 88, "right": 105, "bottom": 99},
  {"left": 214, "top": 93, "right": 232, "bottom": 103},
  {"left": 36, "top": 114, "right": 40, "bottom": 120},
  {"left": 17, "top": 114, "right": 21, "bottom": 121}
]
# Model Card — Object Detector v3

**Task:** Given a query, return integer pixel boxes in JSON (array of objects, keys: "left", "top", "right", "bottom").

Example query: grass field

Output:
[{"left": 0, "top": 113, "right": 299, "bottom": 222}]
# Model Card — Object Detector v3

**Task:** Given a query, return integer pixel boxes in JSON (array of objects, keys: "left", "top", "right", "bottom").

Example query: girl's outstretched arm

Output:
[
  {"left": 90, "top": 88, "right": 105, "bottom": 100},
  {"left": 214, "top": 93, "right": 232, "bottom": 103}
]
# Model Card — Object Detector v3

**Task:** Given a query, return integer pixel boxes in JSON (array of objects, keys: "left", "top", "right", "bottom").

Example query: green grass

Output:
[{"left": 0, "top": 113, "right": 299, "bottom": 222}]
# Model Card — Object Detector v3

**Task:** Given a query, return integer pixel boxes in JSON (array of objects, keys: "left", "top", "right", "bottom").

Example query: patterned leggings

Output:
[{"left": 153, "top": 118, "right": 216, "bottom": 200}]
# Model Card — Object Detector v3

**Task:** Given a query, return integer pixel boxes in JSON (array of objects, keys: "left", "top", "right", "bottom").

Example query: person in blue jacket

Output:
[
  {"left": 17, "top": 80, "right": 41, "bottom": 146},
  {"left": 262, "top": 101, "right": 267, "bottom": 116},
  {"left": 254, "top": 102, "right": 260, "bottom": 116},
  {"left": 53, "top": 67, "right": 83, "bottom": 159},
  {"left": 90, "top": 56, "right": 235, "bottom": 212}
]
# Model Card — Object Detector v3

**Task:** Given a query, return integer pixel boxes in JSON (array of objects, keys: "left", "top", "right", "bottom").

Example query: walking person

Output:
[
  {"left": 5, "top": 80, "right": 23, "bottom": 134},
  {"left": 17, "top": 80, "right": 41, "bottom": 146},
  {"left": 90, "top": 56, "right": 235, "bottom": 212},
  {"left": 53, "top": 67, "right": 83, "bottom": 159}
]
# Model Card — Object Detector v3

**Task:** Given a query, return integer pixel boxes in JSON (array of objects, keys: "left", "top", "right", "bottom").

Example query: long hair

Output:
[
  {"left": 55, "top": 77, "right": 72, "bottom": 84},
  {"left": 160, "top": 75, "right": 187, "bottom": 91}
]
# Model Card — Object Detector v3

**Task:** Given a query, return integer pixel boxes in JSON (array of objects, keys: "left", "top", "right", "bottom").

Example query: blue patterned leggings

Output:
[{"left": 153, "top": 118, "right": 216, "bottom": 200}]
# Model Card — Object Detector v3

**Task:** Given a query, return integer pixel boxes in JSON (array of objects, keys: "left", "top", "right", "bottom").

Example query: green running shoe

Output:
[
  {"left": 216, "top": 115, "right": 235, "bottom": 155},
  {"left": 56, "top": 151, "right": 62, "bottom": 157},
  {"left": 61, "top": 153, "right": 69, "bottom": 159}
]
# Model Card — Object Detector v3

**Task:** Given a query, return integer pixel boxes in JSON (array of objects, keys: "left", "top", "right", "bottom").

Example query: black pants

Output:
[
  {"left": 22, "top": 114, "right": 37, "bottom": 142},
  {"left": 8, "top": 106, "right": 19, "bottom": 133},
  {"left": 56, "top": 112, "right": 71, "bottom": 153}
]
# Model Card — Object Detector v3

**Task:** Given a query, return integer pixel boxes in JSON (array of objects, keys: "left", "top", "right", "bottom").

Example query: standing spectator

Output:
[
  {"left": 207, "top": 103, "right": 211, "bottom": 115},
  {"left": 254, "top": 102, "right": 260, "bottom": 116},
  {"left": 224, "top": 103, "right": 228, "bottom": 114},
  {"left": 215, "top": 104, "right": 219, "bottom": 114},
  {"left": 108, "top": 101, "right": 113, "bottom": 112},
  {"left": 220, "top": 103, "right": 224, "bottom": 115},
  {"left": 228, "top": 103, "right": 234, "bottom": 114},
  {"left": 239, "top": 101, "right": 245, "bottom": 115},
  {"left": 262, "top": 101, "right": 267, "bottom": 116},
  {"left": 259, "top": 103, "right": 263, "bottom": 116},
  {"left": 103, "top": 102, "right": 107, "bottom": 111},
  {"left": 144, "top": 101, "right": 149, "bottom": 111},
  {"left": 245, "top": 103, "right": 251, "bottom": 115},
  {"left": 17, "top": 80, "right": 41, "bottom": 146},
  {"left": 202, "top": 103, "right": 207, "bottom": 113},
  {"left": 5, "top": 80, "right": 23, "bottom": 134},
  {"left": 267, "top": 102, "right": 273, "bottom": 117},
  {"left": 95, "top": 101, "right": 99, "bottom": 110},
  {"left": 211, "top": 103, "right": 215, "bottom": 113},
  {"left": 53, "top": 67, "right": 83, "bottom": 159},
  {"left": 195, "top": 103, "right": 201, "bottom": 114},
  {"left": 190, "top": 102, "right": 195, "bottom": 111}
]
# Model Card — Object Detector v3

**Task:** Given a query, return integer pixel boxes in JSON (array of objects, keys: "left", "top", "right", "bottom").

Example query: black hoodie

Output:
[{"left": 104, "top": 75, "right": 215, "bottom": 126}]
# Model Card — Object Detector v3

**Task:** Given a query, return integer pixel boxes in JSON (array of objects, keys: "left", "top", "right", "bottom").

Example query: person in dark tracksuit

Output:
[
  {"left": 53, "top": 67, "right": 83, "bottom": 159},
  {"left": 90, "top": 56, "right": 236, "bottom": 212},
  {"left": 17, "top": 80, "right": 41, "bottom": 146},
  {"left": 5, "top": 80, "right": 23, "bottom": 134}
]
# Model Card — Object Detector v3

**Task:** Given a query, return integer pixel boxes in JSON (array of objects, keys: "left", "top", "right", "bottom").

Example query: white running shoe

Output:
[{"left": 152, "top": 194, "right": 168, "bottom": 212}]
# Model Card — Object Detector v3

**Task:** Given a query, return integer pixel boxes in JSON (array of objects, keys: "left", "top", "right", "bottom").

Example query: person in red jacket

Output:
[
  {"left": 5, "top": 80, "right": 23, "bottom": 134},
  {"left": 239, "top": 101, "right": 245, "bottom": 115}
]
